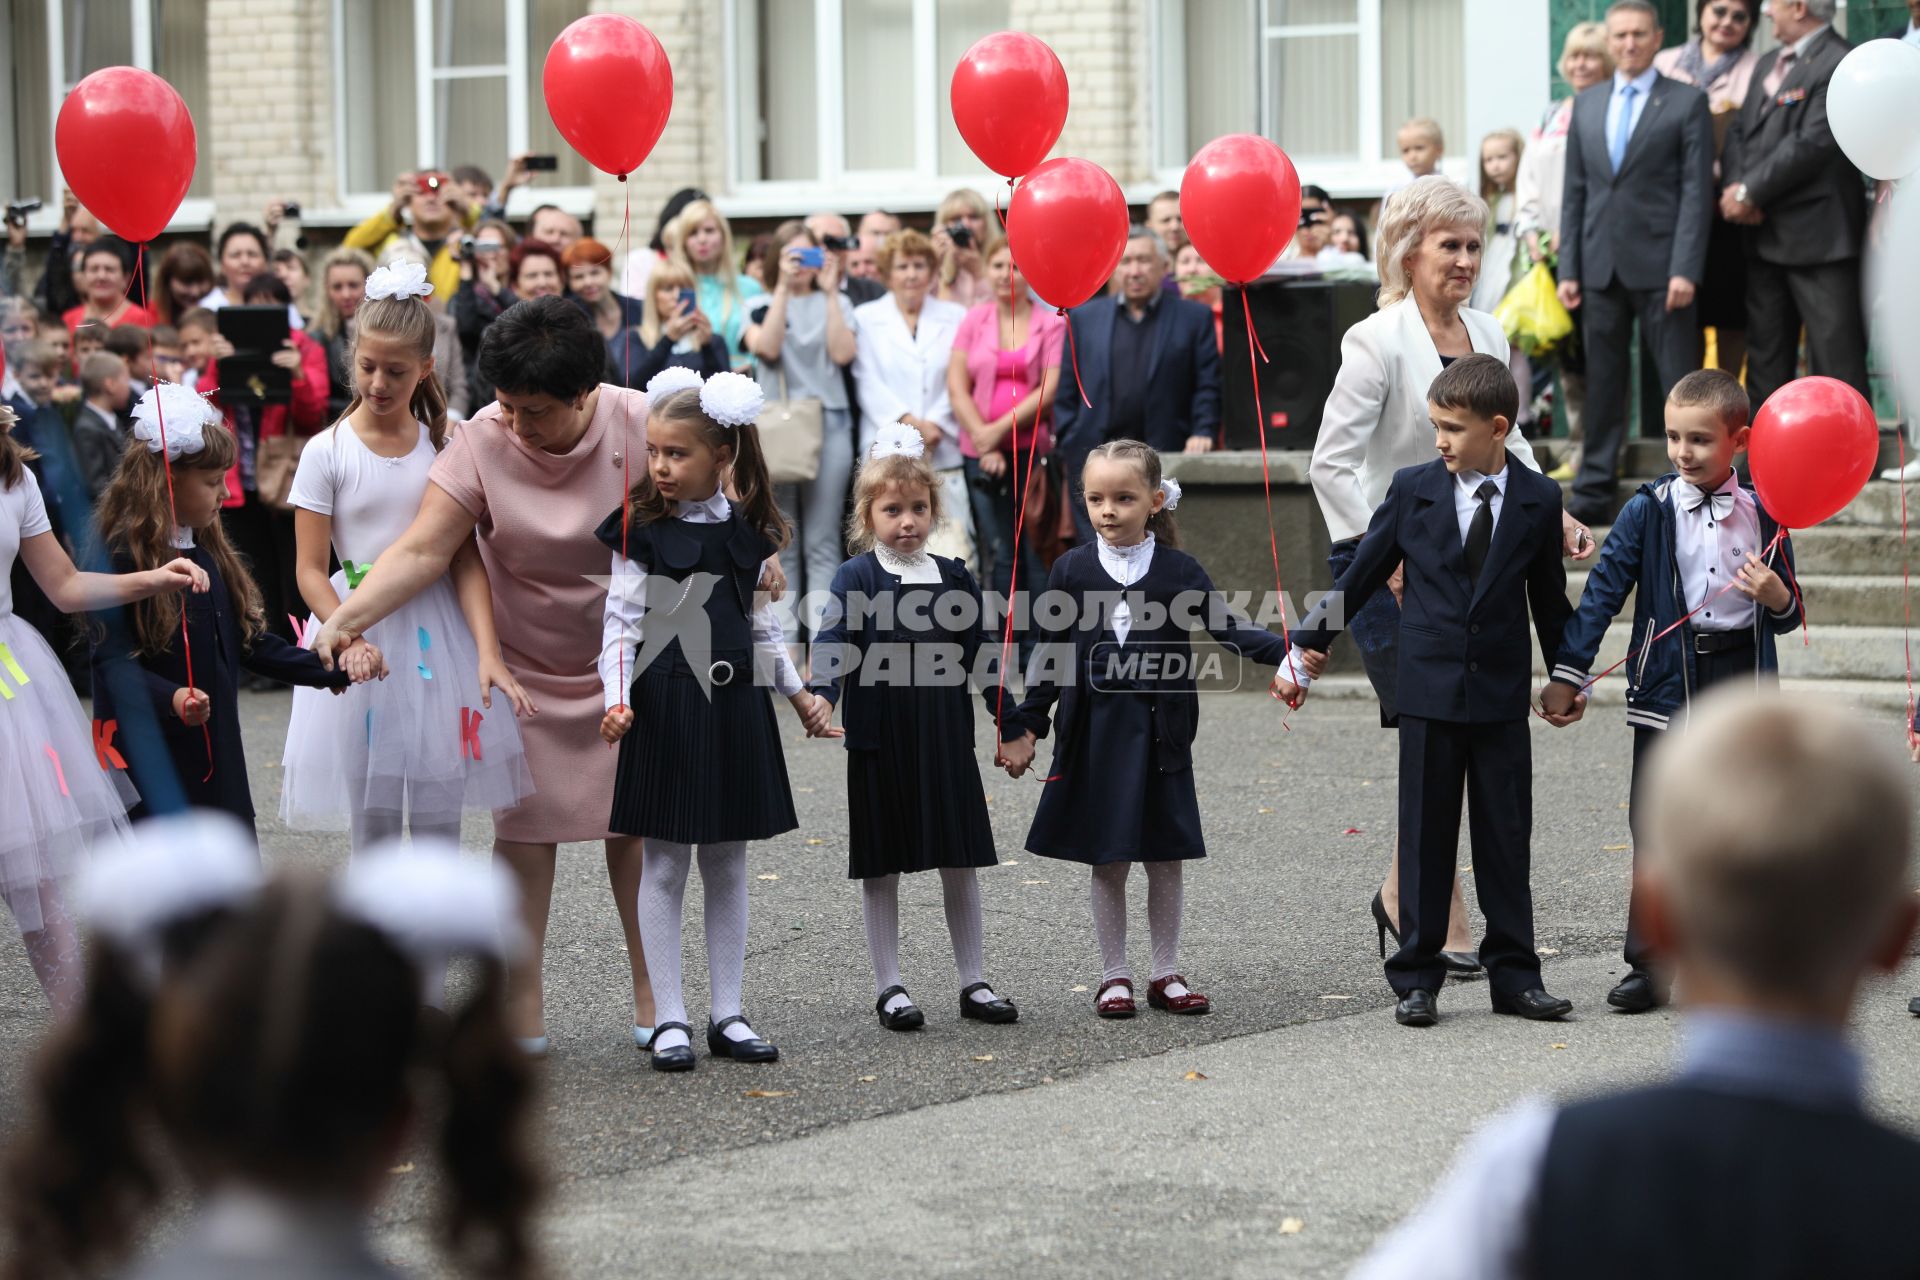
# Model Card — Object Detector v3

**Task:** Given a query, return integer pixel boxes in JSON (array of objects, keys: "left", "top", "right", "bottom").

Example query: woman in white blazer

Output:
[
  {"left": 852, "top": 228, "right": 974, "bottom": 564},
  {"left": 1309, "top": 176, "right": 1594, "bottom": 969}
]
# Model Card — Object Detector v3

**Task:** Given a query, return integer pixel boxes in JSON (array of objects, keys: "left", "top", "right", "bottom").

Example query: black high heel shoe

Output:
[
  {"left": 707, "top": 1015, "right": 779, "bottom": 1063},
  {"left": 876, "top": 985, "right": 925, "bottom": 1031},
  {"left": 648, "top": 1021, "right": 695, "bottom": 1073},
  {"left": 1371, "top": 891, "right": 1401, "bottom": 957}
]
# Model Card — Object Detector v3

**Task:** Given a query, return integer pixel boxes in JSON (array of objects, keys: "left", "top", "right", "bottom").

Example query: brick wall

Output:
[
  {"left": 206, "top": 0, "right": 330, "bottom": 231},
  {"left": 1011, "top": 0, "right": 1147, "bottom": 181},
  {"left": 589, "top": 0, "right": 723, "bottom": 235}
]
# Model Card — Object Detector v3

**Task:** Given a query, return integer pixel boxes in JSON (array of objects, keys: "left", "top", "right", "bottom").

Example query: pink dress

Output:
[
  {"left": 429, "top": 386, "right": 646, "bottom": 843},
  {"left": 952, "top": 302, "right": 1065, "bottom": 459}
]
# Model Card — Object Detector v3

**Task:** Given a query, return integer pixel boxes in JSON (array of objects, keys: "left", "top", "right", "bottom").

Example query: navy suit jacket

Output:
[
  {"left": 1053, "top": 295, "right": 1221, "bottom": 456},
  {"left": 1289, "top": 458, "right": 1571, "bottom": 724}
]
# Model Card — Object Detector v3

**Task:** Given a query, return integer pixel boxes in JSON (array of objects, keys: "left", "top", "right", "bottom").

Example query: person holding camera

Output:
[
  {"left": 932, "top": 188, "right": 991, "bottom": 308},
  {"left": 343, "top": 171, "right": 481, "bottom": 303},
  {"left": 612, "top": 259, "right": 730, "bottom": 391},
  {"left": 16, "top": 191, "right": 100, "bottom": 322},
  {"left": 664, "top": 199, "right": 763, "bottom": 369}
]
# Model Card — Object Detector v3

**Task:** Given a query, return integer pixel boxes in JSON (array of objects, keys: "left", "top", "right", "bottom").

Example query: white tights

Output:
[
  {"left": 1089, "top": 861, "right": 1187, "bottom": 999},
  {"left": 348, "top": 807, "right": 462, "bottom": 1008},
  {"left": 639, "top": 838, "right": 754, "bottom": 1053},
  {"left": 18, "top": 881, "right": 84, "bottom": 1018},
  {"left": 861, "top": 869, "right": 996, "bottom": 1012}
]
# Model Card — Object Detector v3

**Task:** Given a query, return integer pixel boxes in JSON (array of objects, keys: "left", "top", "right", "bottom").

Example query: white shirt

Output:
[
  {"left": 0, "top": 468, "right": 53, "bottom": 617},
  {"left": 1095, "top": 534, "right": 1156, "bottom": 645},
  {"left": 0, "top": 368, "right": 24, "bottom": 407},
  {"left": 599, "top": 489, "right": 801, "bottom": 709},
  {"left": 1606, "top": 66, "right": 1660, "bottom": 161},
  {"left": 1454, "top": 465, "right": 1508, "bottom": 544},
  {"left": 198, "top": 286, "right": 305, "bottom": 331},
  {"left": 285, "top": 421, "right": 435, "bottom": 570},
  {"left": 874, "top": 542, "right": 941, "bottom": 584},
  {"left": 1670, "top": 472, "right": 1758, "bottom": 631}
]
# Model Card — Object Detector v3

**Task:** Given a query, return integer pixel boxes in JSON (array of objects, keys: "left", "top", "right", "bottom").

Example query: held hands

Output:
[
  {"left": 478, "top": 652, "right": 538, "bottom": 717},
  {"left": 146, "top": 557, "right": 211, "bottom": 598},
  {"left": 601, "top": 704, "right": 635, "bottom": 744},
  {"left": 1733, "top": 553, "right": 1792, "bottom": 613},
  {"left": 1271, "top": 673, "right": 1308, "bottom": 709},
  {"left": 172, "top": 686, "right": 211, "bottom": 726},
  {"left": 999, "top": 731, "right": 1037, "bottom": 778},
  {"left": 1297, "top": 647, "right": 1328, "bottom": 679},
  {"left": 1537, "top": 681, "right": 1587, "bottom": 727},
  {"left": 337, "top": 638, "right": 388, "bottom": 684},
  {"left": 790, "top": 691, "right": 840, "bottom": 738}
]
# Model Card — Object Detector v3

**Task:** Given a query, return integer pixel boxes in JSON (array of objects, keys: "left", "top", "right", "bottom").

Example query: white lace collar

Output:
[
  {"left": 1096, "top": 532, "right": 1155, "bottom": 585},
  {"left": 171, "top": 526, "right": 196, "bottom": 550},
  {"left": 874, "top": 542, "right": 934, "bottom": 575}
]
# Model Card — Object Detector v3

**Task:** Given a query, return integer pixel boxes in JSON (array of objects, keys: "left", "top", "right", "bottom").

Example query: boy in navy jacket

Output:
[
  {"left": 1277, "top": 355, "right": 1573, "bottom": 1027},
  {"left": 1540, "top": 369, "right": 1801, "bottom": 1012}
]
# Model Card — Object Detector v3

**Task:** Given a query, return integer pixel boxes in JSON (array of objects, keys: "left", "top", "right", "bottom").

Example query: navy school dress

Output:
[
  {"left": 1014, "top": 540, "right": 1290, "bottom": 865},
  {"left": 89, "top": 541, "right": 348, "bottom": 827},
  {"left": 595, "top": 506, "right": 798, "bottom": 844},
  {"left": 809, "top": 550, "right": 1030, "bottom": 879}
]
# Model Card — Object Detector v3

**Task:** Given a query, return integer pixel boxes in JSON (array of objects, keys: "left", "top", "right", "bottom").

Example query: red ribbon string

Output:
[
  {"left": 1061, "top": 308, "right": 1092, "bottom": 408},
  {"left": 992, "top": 310, "right": 1046, "bottom": 752},
  {"left": 616, "top": 180, "right": 634, "bottom": 724},
  {"left": 1240, "top": 289, "right": 1299, "bottom": 724},
  {"left": 993, "top": 178, "right": 1011, "bottom": 233},
  {"left": 1901, "top": 424, "right": 1915, "bottom": 744}
]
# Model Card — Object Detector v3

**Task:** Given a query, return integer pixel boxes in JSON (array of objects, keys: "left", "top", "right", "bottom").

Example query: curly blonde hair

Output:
[{"left": 1374, "top": 176, "right": 1491, "bottom": 308}]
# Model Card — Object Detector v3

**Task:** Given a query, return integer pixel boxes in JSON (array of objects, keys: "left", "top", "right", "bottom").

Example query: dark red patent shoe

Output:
[
  {"left": 1096, "top": 978, "right": 1137, "bottom": 1019},
  {"left": 1147, "top": 974, "right": 1211, "bottom": 1015}
]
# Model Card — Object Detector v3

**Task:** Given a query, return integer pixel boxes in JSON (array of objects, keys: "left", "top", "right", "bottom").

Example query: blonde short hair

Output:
[
  {"left": 1397, "top": 116, "right": 1444, "bottom": 149},
  {"left": 1374, "top": 175, "right": 1491, "bottom": 307},
  {"left": 1641, "top": 690, "right": 1914, "bottom": 1002},
  {"left": 1558, "top": 20, "right": 1614, "bottom": 83}
]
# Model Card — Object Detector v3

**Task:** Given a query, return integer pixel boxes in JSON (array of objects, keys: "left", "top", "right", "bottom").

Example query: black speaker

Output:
[{"left": 1219, "top": 278, "right": 1377, "bottom": 451}]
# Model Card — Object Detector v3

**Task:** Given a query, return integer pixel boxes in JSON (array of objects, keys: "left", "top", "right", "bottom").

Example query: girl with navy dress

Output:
[
  {"left": 89, "top": 386, "right": 385, "bottom": 833},
  {"left": 1002, "top": 439, "right": 1292, "bottom": 1019},
  {"left": 809, "top": 423, "right": 1023, "bottom": 1031},
  {"left": 599, "top": 368, "right": 836, "bottom": 1072}
]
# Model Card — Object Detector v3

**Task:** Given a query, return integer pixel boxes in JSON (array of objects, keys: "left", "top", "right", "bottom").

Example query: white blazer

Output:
[
  {"left": 1309, "top": 296, "right": 1538, "bottom": 543},
  {"left": 851, "top": 294, "right": 967, "bottom": 471}
]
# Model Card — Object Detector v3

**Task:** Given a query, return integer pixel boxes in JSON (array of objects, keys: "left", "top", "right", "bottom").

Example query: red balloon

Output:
[
  {"left": 1007, "top": 158, "right": 1129, "bottom": 311},
  {"left": 55, "top": 68, "right": 196, "bottom": 244},
  {"left": 950, "top": 32, "right": 1069, "bottom": 179},
  {"left": 543, "top": 15, "right": 672, "bottom": 177},
  {"left": 1180, "top": 134, "right": 1300, "bottom": 285},
  {"left": 1748, "top": 376, "right": 1879, "bottom": 528}
]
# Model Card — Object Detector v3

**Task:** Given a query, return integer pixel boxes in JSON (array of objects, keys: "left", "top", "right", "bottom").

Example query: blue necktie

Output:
[{"left": 1610, "top": 83, "right": 1639, "bottom": 172}]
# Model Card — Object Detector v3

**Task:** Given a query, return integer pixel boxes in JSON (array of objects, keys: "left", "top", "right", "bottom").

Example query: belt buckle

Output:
[{"left": 708, "top": 659, "right": 735, "bottom": 686}]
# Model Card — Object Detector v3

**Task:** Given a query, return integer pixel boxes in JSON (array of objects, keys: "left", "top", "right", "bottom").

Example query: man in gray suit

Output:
[
  {"left": 1556, "top": 0, "right": 1714, "bottom": 524},
  {"left": 1720, "top": 0, "right": 1870, "bottom": 413}
]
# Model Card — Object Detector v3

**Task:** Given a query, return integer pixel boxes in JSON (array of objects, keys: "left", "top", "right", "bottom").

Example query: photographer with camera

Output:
[
  {"left": 663, "top": 198, "right": 762, "bottom": 368},
  {"left": 932, "top": 188, "right": 991, "bottom": 308},
  {"left": 2, "top": 199, "right": 41, "bottom": 300},
  {"left": 16, "top": 191, "right": 101, "bottom": 321},
  {"left": 343, "top": 170, "right": 481, "bottom": 303}
]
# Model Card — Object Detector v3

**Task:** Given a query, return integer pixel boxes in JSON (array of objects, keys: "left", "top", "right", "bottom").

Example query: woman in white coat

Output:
[
  {"left": 1309, "top": 176, "right": 1595, "bottom": 970},
  {"left": 852, "top": 228, "right": 974, "bottom": 565}
]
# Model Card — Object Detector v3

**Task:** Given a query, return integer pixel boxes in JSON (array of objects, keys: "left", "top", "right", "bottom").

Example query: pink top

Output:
[
  {"left": 429, "top": 385, "right": 647, "bottom": 842},
  {"left": 951, "top": 301, "right": 1065, "bottom": 458}
]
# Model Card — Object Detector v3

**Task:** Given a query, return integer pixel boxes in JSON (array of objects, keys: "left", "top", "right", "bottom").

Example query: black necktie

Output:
[{"left": 1465, "top": 480, "right": 1498, "bottom": 586}]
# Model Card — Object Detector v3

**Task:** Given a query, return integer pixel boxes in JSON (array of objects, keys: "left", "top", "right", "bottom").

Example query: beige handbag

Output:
[
  {"left": 758, "top": 362, "right": 823, "bottom": 485},
  {"left": 255, "top": 434, "right": 306, "bottom": 511}
]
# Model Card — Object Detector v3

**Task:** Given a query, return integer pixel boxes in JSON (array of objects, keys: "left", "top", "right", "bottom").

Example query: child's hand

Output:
[
  {"left": 997, "top": 731, "right": 1036, "bottom": 777},
  {"left": 790, "top": 691, "right": 838, "bottom": 737},
  {"left": 479, "top": 653, "right": 538, "bottom": 717},
  {"left": 1271, "top": 674, "right": 1307, "bottom": 709},
  {"left": 602, "top": 704, "right": 635, "bottom": 744},
  {"left": 1294, "top": 647, "right": 1327, "bottom": 680},
  {"left": 339, "top": 639, "right": 386, "bottom": 683},
  {"left": 1733, "top": 553, "right": 1792, "bottom": 613},
  {"left": 172, "top": 686, "right": 210, "bottom": 726},
  {"left": 148, "top": 557, "right": 210, "bottom": 596},
  {"left": 1539, "top": 683, "right": 1587, "bottom": 727}
]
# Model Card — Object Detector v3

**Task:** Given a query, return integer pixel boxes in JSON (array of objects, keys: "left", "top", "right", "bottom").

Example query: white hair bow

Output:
[
  {"left": 76, "top": 812, "right": 263, "bottom": 984},
  {"left": 1160, "top": 477, "right": 1183, "bottom": 511},
  {"left": 868, "top": 421, "right": 925, "bottom": 461},
  {"left": 364, "top": 261, "right": 433, "bottom": 302},
  {"left": 645, "top": 366, "right": 705, "bottom": 406},
  {"left": 131, "top": 382, "right": 224, "bottom": 459},
  {"left": 334, "top": 841, "right": 525, "bottom": 966},
  {"left": 699, "top": 370, "right": 764, "bottom": 428}
]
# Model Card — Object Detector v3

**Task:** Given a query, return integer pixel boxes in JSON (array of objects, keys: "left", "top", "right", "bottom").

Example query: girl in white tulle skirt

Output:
[
  {"left": 0, "top": 403, "right": 207, "bottom": 1012},
  {"left": 280, "top": 263, "right": 533, "bottom": 853}
]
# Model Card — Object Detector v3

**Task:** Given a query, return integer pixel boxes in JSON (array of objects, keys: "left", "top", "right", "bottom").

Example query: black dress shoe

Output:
[
  {"left": 959, "top": 981, "right": 1018, "bottom": 1024},
  {"left": 1606, "top": 971, "right": 1667, "bottom": 1013},
  {"left": 648, "top": 1021, "right": 696, "bottom": 1073},
  {"left": 1492, "top": 988, "right": 1573, "bottom": 1020},
  {"left": 875, "top": 985, "right": 925, "bottom": 1031},
  {"left": 1908, "top": 995, "right": 1919, "bottom": 1017},
  {"left": 707, "top": 1015, "right": 779, "bottom": 1062},
  {"left": 1395, "top": 989, "right": 1438, "bottom": 1026},
  {"left": 1440, "top": 950, "right": 1483, "bottom": 975}
]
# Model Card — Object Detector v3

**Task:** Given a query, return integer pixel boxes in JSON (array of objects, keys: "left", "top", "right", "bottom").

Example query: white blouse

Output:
[
  {"left": 1095, "top": 534, "right": 1156, "bottom": 645},
  {"left": 599, "top": 489, "right": 801, "bottom": 709}
]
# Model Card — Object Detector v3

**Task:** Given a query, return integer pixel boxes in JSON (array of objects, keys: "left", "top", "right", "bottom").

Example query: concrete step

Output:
[
  {"left": 1584, "top": 522, "right": 1909, "bottom": 574},
  {"left": 1557, "top": 474, "right": 1920, "bottom": 528},
  {"left": 1563, "top": 572, "right": 1911, "bottom": 627}
]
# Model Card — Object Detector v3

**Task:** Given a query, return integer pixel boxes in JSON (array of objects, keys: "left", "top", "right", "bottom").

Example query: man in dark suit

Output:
[
  {"left": 1720, "top": 0, "right": 1870, "bottom": 412},
  {"left": 1277, "top": 356, "right": 1573, "bottom": 1027},
  {"left": 1053, "top": 228, "right": 1221, "bottom": 544},
  {"left": 1556, "top": 0, "right": 1714, "bottom": 524}
]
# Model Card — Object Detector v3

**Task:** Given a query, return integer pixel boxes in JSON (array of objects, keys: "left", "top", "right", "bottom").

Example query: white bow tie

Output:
[{"left": 1680, "top": 483, "right": 1734, "bottom": 519}]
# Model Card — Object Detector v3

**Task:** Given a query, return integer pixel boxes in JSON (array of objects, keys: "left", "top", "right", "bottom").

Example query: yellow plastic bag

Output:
[{"left": 1494, "top": 262, "right": 1574, "bottom": 357}]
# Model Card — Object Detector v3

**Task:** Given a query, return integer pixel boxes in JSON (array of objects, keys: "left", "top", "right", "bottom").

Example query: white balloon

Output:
[
  {"left": 1872, "top": 184, "right": 1920, "bottom": 424},
  {"left": 1827, "top": 39, "right": 1920, "bottom": 182}
]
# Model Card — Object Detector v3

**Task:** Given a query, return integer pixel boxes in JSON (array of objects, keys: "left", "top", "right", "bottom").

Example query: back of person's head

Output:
[
  {"left": 452, "top": 163, "right": 493, "bottom": 195},
  {"left": 102, "top": 326, "right": 147, "bottom": 363},
  {"left": 1398, "top": 115, "right": 1445, "bottom": 149},
  {"left": 1666, "top": 367, "right": 1750, "bottom": 435},
  {"left": 79, "top": 351, "right": 126, "bottom": 401},
  {"left": 1641, "top": 690, "right": 1917, "bottom": 1009},
  {"left": 176, "top": 307, "right": 217, "bottom": 336},
  {"left": 476, "top": 294, "right": 603, "bottom": 403},
  {"left": 1427, "top": 352, "right": 1519, "bottom": 426}
]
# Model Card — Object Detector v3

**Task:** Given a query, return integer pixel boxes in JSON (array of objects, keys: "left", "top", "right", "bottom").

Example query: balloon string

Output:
[
  {"left": 135, "top": 243, "right": 212, "bottom": 781},
  {"left": 1241, "top": 289, "right": 1296, "bottom": 728},
  {"left": 993, "top": 320, "right": 1044, "bottom": 752},
  {"left": 1061, "top": 309, "right": 1091, "bottom": 408},
  {"left": 616, "top": 180, "right": 633, "bottom": 737},
  {"left": 993, "top": 179, "right": 1010, "bottom": 233}
]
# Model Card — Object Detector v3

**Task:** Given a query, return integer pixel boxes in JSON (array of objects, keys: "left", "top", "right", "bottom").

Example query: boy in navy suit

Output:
[
  {"left": 1276, "top": 354, "right": 1573, "bottom": 1026},
  {"left": 1354, "top": 691, "right": 1920, "bottom": 1279},
  {"left": 1540, "top": 368, "right": 1801, "bottom": 1013}
]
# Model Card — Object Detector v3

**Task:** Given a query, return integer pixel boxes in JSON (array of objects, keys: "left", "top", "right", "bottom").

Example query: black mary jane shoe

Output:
[
  {"left": 707, "top": 1015, "right": 780, "bottom": 1063},
  {"left": 1395, "top": 989, "right": 1439, "bottom": 1027},
  {"left": 959, "top": 981, "right": 1019, "bottom": 1024},
  {"left": 876, "top": 985, "right": 925, "bottom": 1031},
  {"left": 648, "top": 1021, "right": 696, "bottom": 1073}
]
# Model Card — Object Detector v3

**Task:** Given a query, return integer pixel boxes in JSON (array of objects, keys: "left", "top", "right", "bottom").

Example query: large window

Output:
[
  {"left": 1155, "top": 0, "right": 1463, "bottom": 183},
  {"left": 3, "top": 0, "right": 212, "bottom": 212},
  {"left": 728, "top": 0, "right": 1005, "bottom": 196},
  {"left": 334, "top": 0, "right": 592, "bottom": 202}
]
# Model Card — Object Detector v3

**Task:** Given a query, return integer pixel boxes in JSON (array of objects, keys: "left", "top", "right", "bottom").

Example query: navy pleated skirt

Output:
[
  {"left": 609, "top": 655, "right": 798, "bottom": 844},
  {"left": 1025, "top": 691, "right": 1205, "bottom": 865},
  {"left": 844, "top": 682, "right": 998, "bottom": 879}
]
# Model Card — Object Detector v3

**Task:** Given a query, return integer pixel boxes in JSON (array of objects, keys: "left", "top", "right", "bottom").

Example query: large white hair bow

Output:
[
  {"left": 644, "top": 366, "right": 705, "bottom": 406},
  {"left": 1159, "top": 477, "right": 1183, "bottom": 511},
  {"left": 364, "top": 261, "right": 433, "bottom": 302},
  {"left": 868, "top": 421, "right": 925, "bottom": 461},
  {"left": 76, "top": 812, "right": 264, "bottom": 983},
  {"left": 699, "top": 370, "right": 764, "bottom": 428},
  {"left": 131, "top": 383, "right": 224, "bottom": 459},
  {"left": 334, "top": 840, "right": 525, "bottom": 965}
]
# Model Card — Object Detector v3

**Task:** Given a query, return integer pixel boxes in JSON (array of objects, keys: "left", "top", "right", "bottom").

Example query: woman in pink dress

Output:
[
  {"left": 947, "top": 235, "right": 1063, "bottom": 659},
  {"left": 313, "top": 296, "right": 785, "bottom": 1053}
]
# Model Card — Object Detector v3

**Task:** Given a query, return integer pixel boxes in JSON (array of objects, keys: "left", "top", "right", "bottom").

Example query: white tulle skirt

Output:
[
  {"left": 279, "top": 573, "right": 533, "bottom": 832},
  {"left": 0, "top": 613, "right": 135, "bottom": 933}
]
